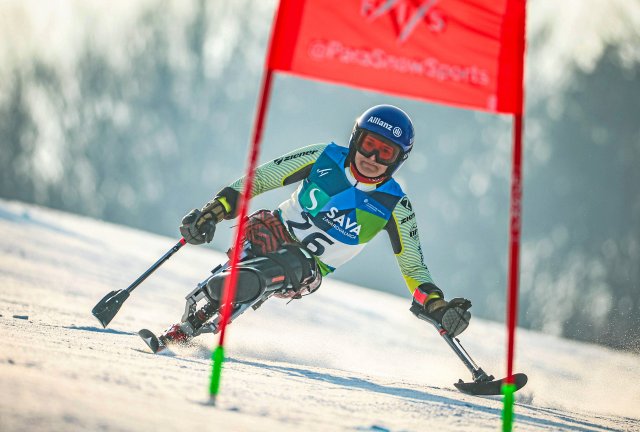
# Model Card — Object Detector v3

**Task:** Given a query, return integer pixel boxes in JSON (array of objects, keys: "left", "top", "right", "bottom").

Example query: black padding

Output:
[
  {"left": 384, "top": 217, "right": 402, "bottom": 255},
  {"left": 265, "top": 245, "right": 309, "bottom": 291},
  {"left": 283, "top": 164, "right": 313, "bottom": 186},
  {"left": 205, "top": 245, "right": 318, "bottom": 305},
  {"left": 206, "top": 268, "right": 264, "bottom": 304}
]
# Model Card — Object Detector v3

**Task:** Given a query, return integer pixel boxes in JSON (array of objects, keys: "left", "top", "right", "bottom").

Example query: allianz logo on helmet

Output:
[{"left": 367, "top": 116, "right": 402, "bottom": 137}]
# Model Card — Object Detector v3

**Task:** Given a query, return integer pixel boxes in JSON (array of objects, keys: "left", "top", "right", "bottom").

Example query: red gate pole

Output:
[
  {"left": 208, "top": 68, "right": 275, "bottom": 406},
  {"left": 502, "top": 112, "right": 524, "bottom": 431},
  {"left": 507, "top": 113, "right": 524, "bottom": 380},
  {"left": 502, "top": 2, "right": 527, "bottom": 428},
  {"left": 207, "top": 0, "right": 296, "bottom": 406},
  {"left": 218, "top": 67, "right": 275, "bottom": 350}
]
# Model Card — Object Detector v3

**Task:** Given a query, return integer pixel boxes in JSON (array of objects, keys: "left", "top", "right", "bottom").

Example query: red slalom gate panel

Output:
[{"left": 269, "top": 0, "right": 525, "bottom": 114}]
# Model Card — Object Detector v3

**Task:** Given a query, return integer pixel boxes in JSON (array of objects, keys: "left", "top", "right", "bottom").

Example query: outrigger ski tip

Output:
[
  {"left": 454, "top": 372, "right": 528, "bottom": 396},
  {"left": 138, "top": 328, "right": 166, "bottom": 354}
]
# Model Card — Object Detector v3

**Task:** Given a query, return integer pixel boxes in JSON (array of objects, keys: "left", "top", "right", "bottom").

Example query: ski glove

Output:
[
  {"left": 425, "top": 297, "right": 472, "bottom": 338},
  {"left": 179, "top": 208, "right": 217, "bottom": 245}
]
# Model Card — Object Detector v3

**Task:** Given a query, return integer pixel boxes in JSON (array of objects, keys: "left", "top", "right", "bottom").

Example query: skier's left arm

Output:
[
  {"left": 384, "top": 196, "right": 443, "bottom": 306},
  {"left": 385, "top": 195, "right": 472, "bottom": 337}
]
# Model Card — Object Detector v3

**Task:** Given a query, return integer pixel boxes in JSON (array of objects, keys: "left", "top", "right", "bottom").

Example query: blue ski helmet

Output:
[{"left": 348, "top": 104, "right": 415, "bottom": 178}]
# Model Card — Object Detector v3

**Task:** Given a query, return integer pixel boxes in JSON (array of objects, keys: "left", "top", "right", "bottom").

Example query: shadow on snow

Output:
[
  {"left": 226, "top": 357, "right": 622, "bottom": 432},
  {"left": 65, "top": 325, "right": 134, "bottom": 335}
]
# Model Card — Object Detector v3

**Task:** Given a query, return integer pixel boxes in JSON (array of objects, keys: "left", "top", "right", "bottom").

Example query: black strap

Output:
[{"left": 265, "top": 248, "right": 302, "bottom": 292}]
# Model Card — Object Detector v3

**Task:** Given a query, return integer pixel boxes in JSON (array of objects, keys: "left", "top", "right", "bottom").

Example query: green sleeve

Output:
[
  {"left": 385, "top": 195, "right": 440, "bottom": 296},
  {"left": 215, "top": 143, "right": 328, "bottom": 218}
]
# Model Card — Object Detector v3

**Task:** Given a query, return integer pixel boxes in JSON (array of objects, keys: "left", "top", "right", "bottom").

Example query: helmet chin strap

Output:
[{"left": 349, "top": 162, "right": 388, "bottom": 184}]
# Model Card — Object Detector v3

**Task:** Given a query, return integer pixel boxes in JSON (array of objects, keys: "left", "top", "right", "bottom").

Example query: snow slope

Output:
[{"left": 0, "top": 199, "right": 638, "bottom": 431}]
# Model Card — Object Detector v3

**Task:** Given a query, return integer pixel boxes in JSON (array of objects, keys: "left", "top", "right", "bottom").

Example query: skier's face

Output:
[
  {"left": 354, "top": 150, "right": 388, "bottom": 178},
  {"left": 356, "top": 133, "right": 401, "bottom": 165}
]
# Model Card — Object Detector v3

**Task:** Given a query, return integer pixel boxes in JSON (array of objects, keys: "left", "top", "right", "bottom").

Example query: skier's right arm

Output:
[{"left": 180, "top": 144, "right": 327, "bottom": 244}]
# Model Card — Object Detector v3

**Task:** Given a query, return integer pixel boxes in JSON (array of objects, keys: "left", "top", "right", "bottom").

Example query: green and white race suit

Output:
[{"left": 213, "top": 143, "right": 442, "bottom": 302}]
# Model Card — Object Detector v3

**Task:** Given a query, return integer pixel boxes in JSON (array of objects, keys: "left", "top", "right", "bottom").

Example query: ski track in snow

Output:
[{"left": 0, "top": 199, "right": 638, "bottom": 431}]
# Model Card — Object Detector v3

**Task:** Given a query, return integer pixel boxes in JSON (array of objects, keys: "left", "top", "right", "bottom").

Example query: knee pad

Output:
[
  {"left": 206, "top": 245, "right": 321, "bottom": 305},
  {"left": 264, "top": 245, "right": 321, "bottom": 294}
]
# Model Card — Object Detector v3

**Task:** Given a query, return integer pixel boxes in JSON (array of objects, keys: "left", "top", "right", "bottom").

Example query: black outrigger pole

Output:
[
  {"left": 91, "top": 238, "right": 187, "bottom": 328},
  {"left": 410, "top": 303, "right": 527, "bottom": 396}
]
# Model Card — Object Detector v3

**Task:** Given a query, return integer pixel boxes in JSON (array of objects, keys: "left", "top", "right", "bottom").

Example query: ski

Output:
[
  {"left": 138, "top": 328, "right": 167, "bottom": 354},
  {"left": 454, "top": 372, "right": 528, "bottom": 396}
]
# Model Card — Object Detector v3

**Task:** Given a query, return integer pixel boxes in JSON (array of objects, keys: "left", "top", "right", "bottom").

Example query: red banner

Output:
[{"left": 269, "top": 0, "right": 525, "bottom": 114}]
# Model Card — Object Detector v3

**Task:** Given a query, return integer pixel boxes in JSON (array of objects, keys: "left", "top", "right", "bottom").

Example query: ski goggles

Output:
[{"left": 355, "top": 132, "right": 402, "bottom": 166}]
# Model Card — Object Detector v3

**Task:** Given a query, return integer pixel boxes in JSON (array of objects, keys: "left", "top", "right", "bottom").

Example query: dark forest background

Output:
[{"left": 1, "top": 1, "right": 638, "bottom": 352}]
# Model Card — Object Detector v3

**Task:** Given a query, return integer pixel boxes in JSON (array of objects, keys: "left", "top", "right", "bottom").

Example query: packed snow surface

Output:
[{"left": 0, "top": 199, "right": 638, "bottom": 431}]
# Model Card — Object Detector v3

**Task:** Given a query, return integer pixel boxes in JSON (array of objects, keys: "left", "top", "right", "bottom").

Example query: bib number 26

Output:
[{"left": 286, "top": 213, "right": 334, "bottom": 256}]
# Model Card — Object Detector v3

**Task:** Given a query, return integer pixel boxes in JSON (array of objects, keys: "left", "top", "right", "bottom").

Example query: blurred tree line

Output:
[
  {"left": 521, "top": 47, "right": 640, "bottom": 351},
  {"left": 0, "top": 1, "right": 265, "bottom": 234},
  {"left": 0, "top": 1, "right": 638, "bottom": 352}
]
